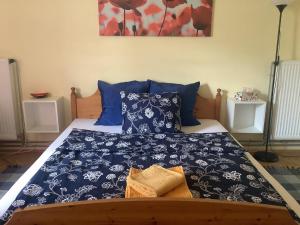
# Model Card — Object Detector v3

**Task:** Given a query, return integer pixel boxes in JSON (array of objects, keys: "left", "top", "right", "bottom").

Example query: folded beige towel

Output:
[
  {"left": 126, "top": 166, "right": 193, "bottom": 198},
  {"left": 126, "top": 165, "right": 185, "bottom": 197}
]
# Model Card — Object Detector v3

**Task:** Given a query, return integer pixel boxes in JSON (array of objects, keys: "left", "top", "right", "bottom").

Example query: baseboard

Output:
[
  {"left": 0, "top": 142, "right": 50, "bottom": 150},
  {"left": 25, "top": 133, "right": 58, "bottom": 143}
]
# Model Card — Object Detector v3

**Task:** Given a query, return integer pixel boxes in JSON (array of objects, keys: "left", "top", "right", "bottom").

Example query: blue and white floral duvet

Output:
[{"left": 0, "top": 129, "right": 295, "bottom": 224}]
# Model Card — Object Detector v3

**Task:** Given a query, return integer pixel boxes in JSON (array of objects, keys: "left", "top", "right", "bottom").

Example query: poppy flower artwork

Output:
[{"left": 98, "top": 0, "right": 213, "bottom": 36}]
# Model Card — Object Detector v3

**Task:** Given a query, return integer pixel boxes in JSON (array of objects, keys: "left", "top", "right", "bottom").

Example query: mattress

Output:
[
  {"left": 60, "top": 118, "right": 229, "bottom": 134},
  {"left": 0, "top": 119, "right": 299, "bottom": 219}
]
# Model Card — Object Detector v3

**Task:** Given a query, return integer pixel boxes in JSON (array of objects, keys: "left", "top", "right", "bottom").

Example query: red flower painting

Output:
[{"left": 98, "top": 0, "right": 213, "bottom": 36}]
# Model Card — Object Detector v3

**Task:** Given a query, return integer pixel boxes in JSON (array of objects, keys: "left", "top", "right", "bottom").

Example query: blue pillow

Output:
[
  {"left": 95, "top": 80, "right": 150, "bottom": 125},
  {"left": 149, "top": 80, "right": 200, "bottom": 126},
  {"left": 121, "top": 92, "right": 181, "bottom": 134}
]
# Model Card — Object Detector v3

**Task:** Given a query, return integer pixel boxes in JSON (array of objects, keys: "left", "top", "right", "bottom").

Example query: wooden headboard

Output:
[{"left": 70, "top": 87, "right": 222, "bottom": 121}]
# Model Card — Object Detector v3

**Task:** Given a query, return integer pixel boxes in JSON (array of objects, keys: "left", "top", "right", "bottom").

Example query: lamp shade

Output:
[{"left": 272, "top": 0, "right": 295, "bottom": 5}]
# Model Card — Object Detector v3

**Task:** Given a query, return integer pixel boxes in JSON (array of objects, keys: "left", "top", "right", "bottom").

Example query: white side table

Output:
[
  {"left": 23, "top": 97, "right": 63, "bottom": 133},
  {"left": 227, "top": 98, "right": 266, "bottom": 133}
]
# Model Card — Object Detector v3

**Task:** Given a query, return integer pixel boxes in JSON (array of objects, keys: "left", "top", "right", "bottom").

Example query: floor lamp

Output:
[{"left": 254, "top": 0, "right": 294, "bottom": 162}]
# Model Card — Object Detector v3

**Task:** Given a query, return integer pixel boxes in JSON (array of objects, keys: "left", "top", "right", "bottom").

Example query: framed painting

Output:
[{"left": 98, "top": 0, "right": 213, "bottom": 36}]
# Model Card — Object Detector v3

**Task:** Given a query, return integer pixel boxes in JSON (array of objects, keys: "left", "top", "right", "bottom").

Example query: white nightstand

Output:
[
  {"left": 23, "top": 97, "right": 63, "bottom": 133},
  {"left": 227, "top": 98, "right": 266, "bottom": 133}
]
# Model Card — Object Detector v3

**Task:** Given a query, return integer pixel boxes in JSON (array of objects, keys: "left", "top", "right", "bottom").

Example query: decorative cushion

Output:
[
  {"left": 121, "top": 92, "right": 181, "bottom": 134},
  {"left": 95, "top": 80, "right": 150, "bottom": 125},
  {"left": 148, "top": 80, "right": 200, "bottom": 126}
]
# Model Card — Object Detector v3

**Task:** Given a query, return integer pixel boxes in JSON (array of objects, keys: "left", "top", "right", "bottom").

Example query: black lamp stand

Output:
[{"left": 254, "top": 4, "right": 287, "bottom": 162}]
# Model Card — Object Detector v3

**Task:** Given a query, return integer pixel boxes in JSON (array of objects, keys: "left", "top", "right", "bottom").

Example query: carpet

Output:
[
  {"left": 266, "top": 166, "right": 300, "bottom": 204},
  {"left": 0, "top": 166, "right": 29, "bottom": 199}
]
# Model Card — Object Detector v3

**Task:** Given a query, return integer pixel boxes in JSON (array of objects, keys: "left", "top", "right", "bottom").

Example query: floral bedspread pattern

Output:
[{"left": 0, "top": 129, "right": 292, "bottom": 224}]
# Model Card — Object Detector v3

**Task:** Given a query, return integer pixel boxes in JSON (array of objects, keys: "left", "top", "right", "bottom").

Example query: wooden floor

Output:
[
  {"left": 248, "top": 150, "right": 300, "bottom": 168},
  {"left": 0, "top": 147, "right": 300, "bottom": 173},
  {"left": 0, "top": 147, "right": 45, "bottom": 172}
]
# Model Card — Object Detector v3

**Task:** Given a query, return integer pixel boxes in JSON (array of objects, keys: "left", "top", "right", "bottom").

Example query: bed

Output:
[{"left": 0, "top": 87, "right": 299, "bottom": 225}]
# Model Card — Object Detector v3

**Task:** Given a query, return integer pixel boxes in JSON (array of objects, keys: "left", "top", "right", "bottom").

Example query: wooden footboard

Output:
[{"left": 6, "top": 198, "right": 297, "bottom": 225}]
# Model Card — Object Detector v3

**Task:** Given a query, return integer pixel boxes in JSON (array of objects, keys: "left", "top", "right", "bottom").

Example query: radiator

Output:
[
  {"left": 272, "top": 60, "right": 300, "bottom": 140},
  {"left": 0, "top": 59, "right": 23, "bottom": 140}
]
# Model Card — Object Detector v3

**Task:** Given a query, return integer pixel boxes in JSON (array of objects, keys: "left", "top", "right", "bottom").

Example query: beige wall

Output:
[
  {"left": 0, "top": 0, "right": 299, "bottom": 127},
  {"left": 296, "top": 1, "right": 300, "bottom": 59}
]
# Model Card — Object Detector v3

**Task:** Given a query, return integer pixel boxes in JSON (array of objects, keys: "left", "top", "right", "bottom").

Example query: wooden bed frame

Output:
[
  {"left": 6, "top": 198, "right": 297, "bottom": 225},
  {"left": 5, "top": 87, "right": 298, "bottom": 225},
  {"left": 70, "top": 87, "right": 222, "bottom": 121}
]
